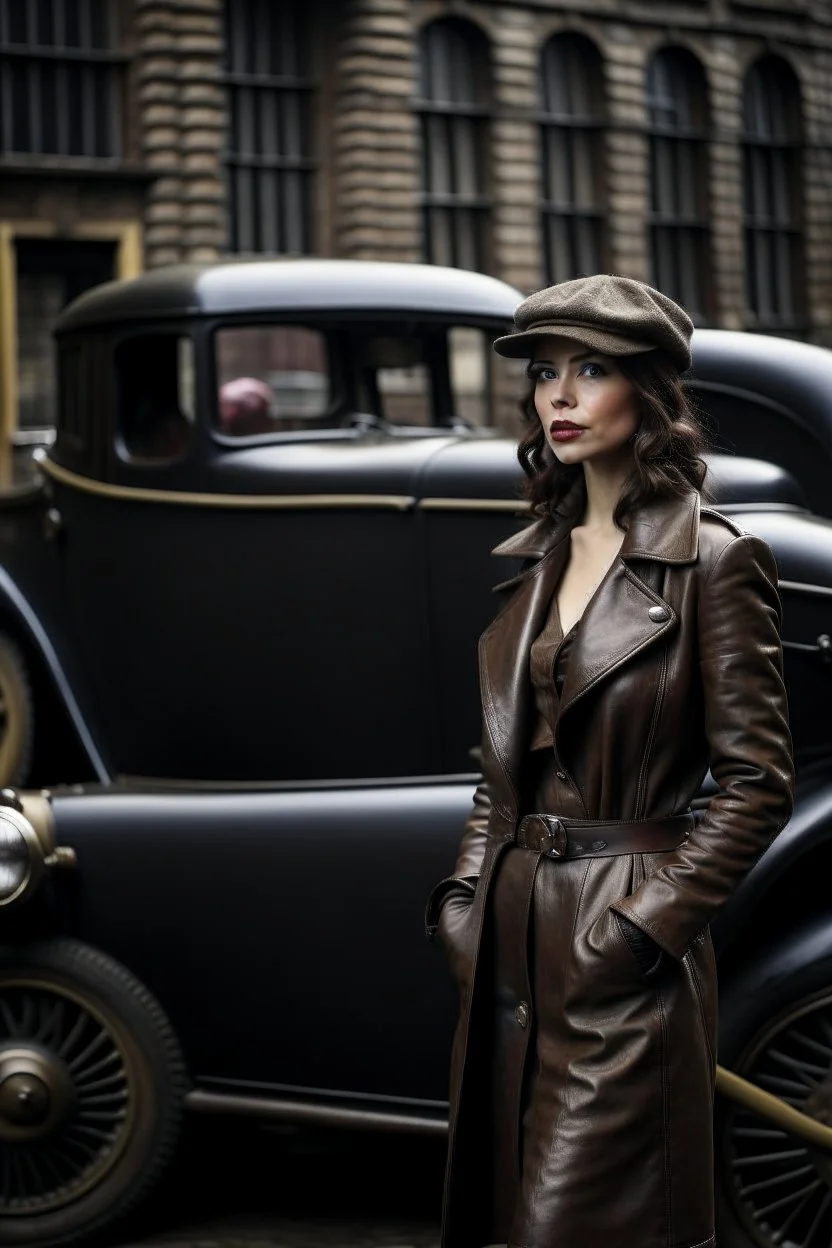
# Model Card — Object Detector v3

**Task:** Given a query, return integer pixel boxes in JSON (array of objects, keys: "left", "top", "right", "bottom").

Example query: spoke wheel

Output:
[
  {"left": 0, "top": 982, "right": 132, "bottom": 1213},
  {"left": 0, "top": 939, "right": 186, "bottom": 1247},
  {"left": 718, "top": 988, "right": 832, "bottom": 1248}
]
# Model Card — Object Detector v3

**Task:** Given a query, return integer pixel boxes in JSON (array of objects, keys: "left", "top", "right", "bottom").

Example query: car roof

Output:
[{"left": 54, "top": 259, "right": 525, "bottom": 333}]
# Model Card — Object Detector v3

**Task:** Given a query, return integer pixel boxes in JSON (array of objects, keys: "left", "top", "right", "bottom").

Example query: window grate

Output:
[
  {"left": 646, "top": 48, "right": 711, "bottom": 323},
  {"left": 417, "top": 19, "right": 491, "bottom": 272},
  {"left": 224, "top": 0, "right": 315, "bottom": 255},
  {"left": 539, "top": 34, "right": 606, "bottom": 285},
  {"left": 0, "top": 0, "right": 122, "bottom": 159},
  {"left": 742, "top": 57, "right": 804, "bottom": 328}
]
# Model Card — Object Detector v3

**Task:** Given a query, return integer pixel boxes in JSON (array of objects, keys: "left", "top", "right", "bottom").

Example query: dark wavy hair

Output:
[{"left": 516, "top": 349, "right": 711, "bottom": 526}]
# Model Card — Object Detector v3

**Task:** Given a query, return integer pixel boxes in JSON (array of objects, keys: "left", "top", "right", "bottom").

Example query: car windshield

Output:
[{"left": 213, "top": 321, "right": 525, "bottom": 437}]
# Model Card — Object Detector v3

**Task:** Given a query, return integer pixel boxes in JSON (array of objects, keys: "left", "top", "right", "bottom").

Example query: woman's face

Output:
[{"left": 530, "top": 335, "right": 641, "bottom": 465}]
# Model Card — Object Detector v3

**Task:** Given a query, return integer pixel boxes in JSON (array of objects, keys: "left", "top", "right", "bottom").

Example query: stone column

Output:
[
  {"left": 708, "top": 37, "right": 745, "bottom": 329},
  {"left": 136, "top": 0, "right": 226, "bottom": 268},
  {"left": 801, "top": 46, "right": 832, "bottom": 346},
  {"left": 137, "top": 0, "right": 183, "bottom": 267},
  {"left": 604, "top": 24, "right": 650, "bottom": 282},
  {"left": 489, "top": 6, "right": 541, "bottom": 293},
  {"left": 177, "top": 0, "right": 226, "bottom": 263},
  {"left": 332, "top": 0, "right": 421, "bottom": 260}
]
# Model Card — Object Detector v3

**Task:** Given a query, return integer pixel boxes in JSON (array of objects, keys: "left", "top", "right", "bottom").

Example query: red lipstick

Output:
[{"left": 550, "top": 419, "right": 585, "bottom": 442}]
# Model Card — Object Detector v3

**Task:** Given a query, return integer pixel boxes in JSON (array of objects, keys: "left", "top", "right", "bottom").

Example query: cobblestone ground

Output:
[{"left": 116, "top": 1121, "right": 443, "bottom": 1248}]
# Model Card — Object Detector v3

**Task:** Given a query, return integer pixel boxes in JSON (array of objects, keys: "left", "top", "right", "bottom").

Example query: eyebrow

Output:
[{"left": 532, "top": 350, "right": 595, "bottom": 366}]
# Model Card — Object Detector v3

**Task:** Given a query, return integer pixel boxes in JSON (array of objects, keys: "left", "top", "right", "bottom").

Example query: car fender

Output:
[
  {"left": 712, "top": 768, "right": 832, "bottom": 953},
  {"left": 0, "top": 563, "right": 111, "bottom": 783},
  {"left": 716, "top": 909, "right": 832, "bottom": 1064}
]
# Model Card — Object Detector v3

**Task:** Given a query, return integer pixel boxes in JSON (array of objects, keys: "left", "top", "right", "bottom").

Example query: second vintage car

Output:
[{"left": 1, "top": 260, "right": 832, "bottom": 1248}]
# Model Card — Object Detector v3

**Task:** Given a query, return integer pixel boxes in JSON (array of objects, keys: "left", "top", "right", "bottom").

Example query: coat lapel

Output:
[
  {"left": 483, "top": 486, "right": 702, "bottom": 809},
  {"left": 557, "top": 491, "right": 701, "bottom": 721},
  {"left": 479, "top": 530, "right": 570, "bottom": 817}
]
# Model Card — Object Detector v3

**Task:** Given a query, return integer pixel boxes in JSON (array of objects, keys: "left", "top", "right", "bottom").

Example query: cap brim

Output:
[{"left": 492, "top": 323, "right": 658, "bottom": 360}]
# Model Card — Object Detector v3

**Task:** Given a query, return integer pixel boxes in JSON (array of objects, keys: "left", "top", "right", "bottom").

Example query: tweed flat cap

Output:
[{"left": 493, "top": 274, "right": 694, "bottom": 373}]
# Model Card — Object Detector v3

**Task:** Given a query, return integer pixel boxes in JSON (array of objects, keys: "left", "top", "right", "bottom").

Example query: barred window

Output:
[
  {"left": 742, "top": 56, "right": 804, "bottom": 328},
  {"left": 0, "top": 0, "right": 123, "bottom": 158},
  {"left": 224, "top": 0, "right": 314, "bottom": 255},
  {"left": 539, "top": 34, "right": 606, "bottom": 284},
  {"left": 417, "top": 19, "right": 491, "bottom": 271},
  {"left": 646, "top": 47, "right": 711, "bottom": 322}
]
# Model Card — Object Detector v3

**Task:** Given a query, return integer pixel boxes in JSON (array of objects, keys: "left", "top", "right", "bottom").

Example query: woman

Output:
[{"left": 426, "top": 274, "right": 795, "bottom": 1248}]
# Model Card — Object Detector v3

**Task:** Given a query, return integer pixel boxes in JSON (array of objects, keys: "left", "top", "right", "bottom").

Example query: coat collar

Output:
[
  {"left": 479, "top": 482, "right": 703, "bottom": 822},
  {"left": 491, "top": 481, "right": 701, "bottom": 568}
]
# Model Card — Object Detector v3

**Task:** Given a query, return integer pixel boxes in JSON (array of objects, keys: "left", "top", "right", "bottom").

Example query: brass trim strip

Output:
[
  {"left": 38, "top": 458, "right": 416, "bottom": 511},
  {"left": 185, "top": 1088, "right": 448, "bottom": 1137},
  {"left": 417, "top": 497, "right": 528, "bottom": 513},
  {"left": 716, "top": 1065, "right": 832, "bottom": 1150},
  {"left": 779, "top": 579, "right": 832, "bottom": 600},
  {"left": 189, "top": 1070, "right": 832, "bottom": 1149}
]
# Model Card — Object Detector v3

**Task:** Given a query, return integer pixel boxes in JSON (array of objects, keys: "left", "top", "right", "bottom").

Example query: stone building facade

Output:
[{"left": 1, "top": 0, "right": 831, "bottom": 465}]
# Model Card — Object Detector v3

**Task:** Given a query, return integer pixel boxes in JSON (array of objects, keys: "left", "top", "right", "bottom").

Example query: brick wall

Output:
[
  {"left": 3, "top": 0, "right": 829, "bottom": 341},
  {"left": 402, "top": 0, "right": 832, "bottom": 344}
]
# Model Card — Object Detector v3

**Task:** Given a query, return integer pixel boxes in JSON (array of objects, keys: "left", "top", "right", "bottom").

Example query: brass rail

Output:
[{"left": 717, "top": 1065, "right": 832, "bottom": 1149}]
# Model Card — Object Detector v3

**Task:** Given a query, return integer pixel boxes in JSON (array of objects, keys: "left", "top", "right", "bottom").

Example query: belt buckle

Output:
[{"left": 539, "top": 815, "right": 567, "bottom": 859}]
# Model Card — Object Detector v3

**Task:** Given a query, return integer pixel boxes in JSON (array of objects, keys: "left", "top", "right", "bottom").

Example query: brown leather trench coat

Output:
[{"left": 427, "top": 483, "right": 795, "bottom": 1248}]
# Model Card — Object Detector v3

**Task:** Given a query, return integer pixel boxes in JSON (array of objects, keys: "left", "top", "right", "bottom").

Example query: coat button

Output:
[
  {"left": 556, "top": 770, "right": 567, "bottom": 781},
  {"left": 648, "top": 605, "right": 669, "bottom": 622},
  {"left": 515, "top": 1002, "right": 530, "bottom": 1028}
]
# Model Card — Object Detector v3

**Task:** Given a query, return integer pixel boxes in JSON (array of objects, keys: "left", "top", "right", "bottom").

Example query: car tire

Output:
[
  {"left": 715, "top": 919, "right": 832, "bottom": 1248},
  {"left": 0, "top": 633, "right": 33, "bottom": 788},
  {"left": 0, "top": 937, "right": 188, "bottom": 1246}
]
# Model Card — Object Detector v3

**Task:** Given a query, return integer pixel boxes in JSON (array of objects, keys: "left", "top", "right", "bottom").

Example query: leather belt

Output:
[{"left": 515, "top": 812, "right": 693, "bottom": 861}]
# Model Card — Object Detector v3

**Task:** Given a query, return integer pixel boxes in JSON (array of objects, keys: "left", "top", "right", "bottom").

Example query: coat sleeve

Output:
[
  {"left": 424, "top": 729, "right": 492, "bottom": 941},
  {"left": 610, "top": 533, "right": 795, "bottom": 961}
]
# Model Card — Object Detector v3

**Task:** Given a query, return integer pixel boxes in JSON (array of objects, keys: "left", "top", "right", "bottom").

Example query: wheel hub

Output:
[{"left": 0, "top": 1045, "right": 74, "bottom": 1142}]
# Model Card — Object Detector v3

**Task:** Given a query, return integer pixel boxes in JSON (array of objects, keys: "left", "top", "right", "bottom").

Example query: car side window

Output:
[
  {"left": 449, "top": 326, "right": 526, "bottom": 436},
  {"left": 365, "top": 336, "right": 432, "bottom": 426},
  {"left": 214, "top": 325, "right": 330, "bottom": 436},
  {"left": 116, "top": 334, "right": 195, "bottom": 463}
]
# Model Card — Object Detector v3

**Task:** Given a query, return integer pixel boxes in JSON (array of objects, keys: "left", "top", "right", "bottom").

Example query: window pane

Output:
[
  {"left": 225, "top": 0, "right": 314, "bottom": 255},
  {"left": 574, "top": 216, "right": 599, "bottom": 276},
  {"left": 490, "top": 349, "right": 527, "bottom": 437},
  {"left": 775, "top": 232, "right": 794, "bottom": 322},
  {"left": 418, "top": 19, "right": 490, "bottom": 266},
  {"left": 677, "top": 141, "right": 698, "bottom": 219},
  {"left": 215, "top": 325, "right": 330, "bottom": 434},
  {"left": 678, "top": 229, "right": 701, "bottom": 317},
  {"left": 452, "top": 115, "right": 478, "bottom": 198},
  {"left": 449, "top": 326, "right": 487, "bottom": 426},
  {"left": 541, "top": 34, "right": 602, "bottom": 121},
  {"left": 572, "top": 131, "right": 596, "bottom": 209},
  {"left": 769, "top": 148, "right": 792, "bottom": 225},
  {"left": 116, "top": 335, "right": 195, "bottom": 462},
  {"left": 369, "top": 335, "right": 432, "bottom": 426},
  {"left": 16, "top": 272, "right": 62, "bottom": 431},
  {"left": 0, "top": 0, "right": 121, "bottom": 156},
  {"left": 546, "top": 128, "right": 573, "bottom": 208},
  {"left": 651, "top": 136, "right": 676, "bottom": 217}
]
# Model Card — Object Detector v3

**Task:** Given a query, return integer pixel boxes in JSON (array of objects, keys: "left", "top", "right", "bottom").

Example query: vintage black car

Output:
[{"left": 2, "top": 259, "right": 832, "bottom": 1248}]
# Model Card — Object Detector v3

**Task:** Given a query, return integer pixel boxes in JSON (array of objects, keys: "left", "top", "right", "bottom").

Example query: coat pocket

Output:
[{"left": 684, "top": 927, "right": 717, "bottom": 1070}]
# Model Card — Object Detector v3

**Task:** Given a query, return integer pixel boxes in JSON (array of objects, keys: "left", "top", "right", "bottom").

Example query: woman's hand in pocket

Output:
[
  {"left": 437, "top": 889, "right": 477, "bottom": 987},
  {"left": 615, "top": 913, "right": 667, "bottom": 982}
]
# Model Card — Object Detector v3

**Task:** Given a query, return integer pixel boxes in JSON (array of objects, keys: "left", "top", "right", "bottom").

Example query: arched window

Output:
[
  {"left": 224, "top": 0, "right": 315, "bottom": 254},
  {"left": 646, "top": 48, "right": 711, "bottom": 321},
  {"left": 0, "top": 0, "right": 122, "bottom": 158},
  {"left": 743, "top": 56, "right": 804, "bottom": 327},
  {"left": 417, "top": 19, "right": 491, "bottom": 271},
  {"left": 539, "top": 34, "right": 606, "bottom": 283}
]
